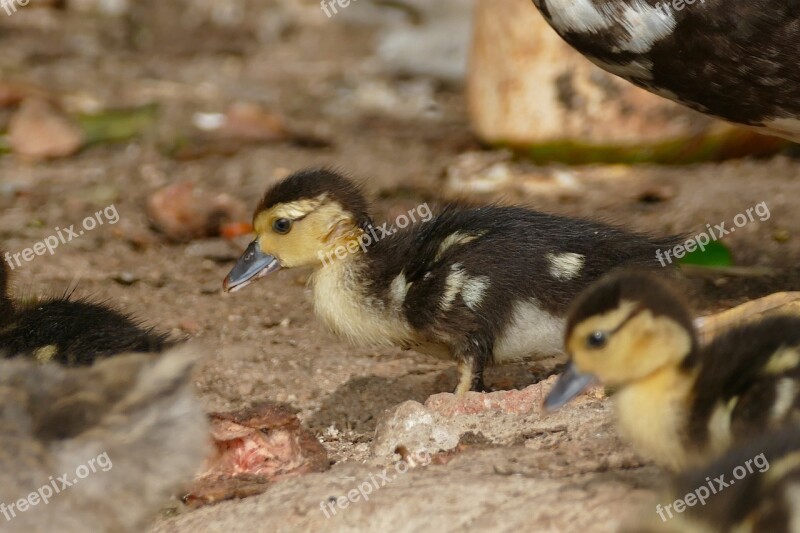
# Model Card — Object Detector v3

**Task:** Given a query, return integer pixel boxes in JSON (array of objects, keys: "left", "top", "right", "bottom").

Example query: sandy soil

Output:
[{"left": 1, "top": 2, "right": 799, "bottom": 532}]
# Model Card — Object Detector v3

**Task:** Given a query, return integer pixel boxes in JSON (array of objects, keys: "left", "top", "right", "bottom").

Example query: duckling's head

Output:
[
  {"left": 223, "top": 168, "right": 372, "bottom": 292},
  {"left": 545, "top": 271, "right": 697, "bottom": 410}
]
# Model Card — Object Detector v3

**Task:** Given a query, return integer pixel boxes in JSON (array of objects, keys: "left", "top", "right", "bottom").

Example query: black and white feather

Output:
[{"left": 532, "top": 0, "right": 800, "bottom": 140}]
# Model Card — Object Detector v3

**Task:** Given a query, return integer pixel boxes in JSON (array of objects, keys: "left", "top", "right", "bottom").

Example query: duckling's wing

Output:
[{"left": 687, "top": 315, "right": 800, "bottom": 446}]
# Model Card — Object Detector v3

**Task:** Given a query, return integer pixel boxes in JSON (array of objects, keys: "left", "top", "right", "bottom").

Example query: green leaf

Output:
[
  {"left": 76, "top": 104, "right": 159, "bottom": 146},
  {"left": 679, "top": 239, "right": 733, "bottom": 267}
]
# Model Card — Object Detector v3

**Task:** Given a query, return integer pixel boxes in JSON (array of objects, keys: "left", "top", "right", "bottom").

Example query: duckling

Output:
[
  {"left": 545, "top": 270, "right": 800, "bottom": 470},
  {"left": 223, "top": 168, "right": 679, "bottom": 394},
  {"left": 640, "top": 425, "right": 800, "bottom": 532},
  {"left": 531, "top": 1, "right": 800, "bottom": 141},
  {"left": 0, "top": 345, "right": 210, "bottom": 533},
  {"left": 1, "top": 251, "right": 171, "bottom": 365}
]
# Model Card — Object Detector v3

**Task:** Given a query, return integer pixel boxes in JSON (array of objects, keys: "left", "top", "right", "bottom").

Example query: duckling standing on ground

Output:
[
  {"left": 0, "top": 252, "right": 171, "bottom": 365},
  {"left": 545, "top": 271, "right": 800, "bottom": 470},
  {"left": 224, "top": 168, "right": 679, "bottom": 394}
]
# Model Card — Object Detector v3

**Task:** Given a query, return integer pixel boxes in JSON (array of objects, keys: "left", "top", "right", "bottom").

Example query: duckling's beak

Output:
[
  {"left": 543, "top": 362, "right": 596, "bottom": 412},
  {"left": 223, "top": 241, "right": 282, "bottom": 293}
]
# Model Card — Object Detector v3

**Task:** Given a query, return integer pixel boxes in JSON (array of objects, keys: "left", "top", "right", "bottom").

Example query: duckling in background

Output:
[
  {"left": 0, "top": 252, "right": 171, "bottom": 365},
  {"left": 640, "top": 425, "right": 800, "bottom": 532},
  {"left": 224, "top": 168, "right": 679, "bottom": 394},
  {"left": 0, "top": 345, "right": 210, "bottom": 533},
  {"left": 531, "top": 0, "right": 800, "bottom": 141},
  {"left": 545, "top": 271, "right": 800, "bottom": 470}
]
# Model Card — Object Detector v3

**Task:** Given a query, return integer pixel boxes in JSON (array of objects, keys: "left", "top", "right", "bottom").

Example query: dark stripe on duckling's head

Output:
[
  {"left": 566, "top": 270, "right": 695, "bottom": 341},
  {"left": 255, "top": 168, "right": 372, "bottom": 230}
]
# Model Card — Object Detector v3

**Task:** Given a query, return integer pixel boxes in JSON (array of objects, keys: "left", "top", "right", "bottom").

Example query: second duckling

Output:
[
  {"left": 545, "top": 271, "right": 800, "bottom": 470},
  {"left": 224, "top": 168, "right": 679, "bottom": 394},
  {"left": 1, "top": 252, "right": 171, "bottom": 365}
]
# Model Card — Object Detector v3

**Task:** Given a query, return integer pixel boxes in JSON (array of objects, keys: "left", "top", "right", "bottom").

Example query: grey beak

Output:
[
  {"left": 544, "top": 362, "right": 596, "bottom": 412},
  {"left": 223, "top": 241, "right": 281, "bottom": 293}
]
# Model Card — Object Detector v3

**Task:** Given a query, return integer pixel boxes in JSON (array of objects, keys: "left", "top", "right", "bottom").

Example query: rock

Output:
[
  {"left": 373, "top": 377, "right": 609, "bottom": 460},
  {"left": 340, "top": 0, "right": 475, "bottom": 83},
  {"left": 374, "top": 0, "right": 475, "bottom": 83},
  {"left": 112, "top": 271, "right": 139, "bottom": 286},
  {"left": 424, "top": 383, "right": 548, "bottom": 417},
  {"left": 155, "top": 378, "right": 646, "bottom": 533},
  {"left": 184, "top": 402, "right": 330, "bottom": 507},
  {"left": 0, "top": 347, "right": 210, "bottom": 533},
  {"left": 8, "top": 98, "right": 84, "bottom": 159},
  {"left": 220, "top": 102, "right": 289, "bottom": 142},
  {"left": 146, "top": 182, "right": 248, "bottom": 242},
  {"left": 372, "top": 401, "right": 459, "bottom": 459},
  {"left": 0, "top": 80, "right": 47, "bottom": 108}
]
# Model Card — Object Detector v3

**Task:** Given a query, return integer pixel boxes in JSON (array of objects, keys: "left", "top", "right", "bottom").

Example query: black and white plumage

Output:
[
  {"left": 546, "top": 271, "right": 800, "bottom": 470},
  {"left": 532, "top": 0, "right": 800, "bottom": 141},
  {"left": 0, "top": 254, "right": 171, "bottom": 365},
  {"left": 224, "top": 168, "right": 679, "bottom": 394}
]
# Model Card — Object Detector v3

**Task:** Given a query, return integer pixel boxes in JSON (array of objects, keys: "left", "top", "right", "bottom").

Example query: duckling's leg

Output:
[
  {"left": 454, "top": 337, "right": 493, "bottom": 394},
  {"left": 455, "top": 359, "right": 485, "bottom": 394}
]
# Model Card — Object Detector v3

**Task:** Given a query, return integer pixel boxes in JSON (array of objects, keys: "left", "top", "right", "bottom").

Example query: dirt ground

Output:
[{"left": 1, "top": 2, "right": 799, "bottom": 532}]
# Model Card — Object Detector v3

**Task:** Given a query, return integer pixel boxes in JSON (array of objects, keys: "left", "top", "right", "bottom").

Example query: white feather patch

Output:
[
  {"left": 493, "top": 299, "right": 564, "bottom": 362},
  {"left": 543, "top": 0, "right": 676, "bottom": 53},
  {"left": 546, "top": 252, "right": 585, "bottom": 280}
]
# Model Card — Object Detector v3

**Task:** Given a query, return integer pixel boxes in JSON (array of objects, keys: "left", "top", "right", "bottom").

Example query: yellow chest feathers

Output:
[
  {"left": 614, "top": 366, "right": 697, "bottom": 471},
  {"left": 310, "top": 262, "right": 415, "bottom": 348}
]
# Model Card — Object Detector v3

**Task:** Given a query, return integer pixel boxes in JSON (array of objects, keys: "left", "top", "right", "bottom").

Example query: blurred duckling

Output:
[
  {"left": 224, "top": 168, "right": 679, "bottom": 394},
  {"left": 639, "top": 425, "right": 800, "bottom": 532},
  {"left": 545, "top": 271, "right": 800, "bottom": 470},
  {"left": 0, "top": 345, "right": 210, "bottom": 533},
  {"left": 1, "top": 251, "right": 171, "bottom": 365}
]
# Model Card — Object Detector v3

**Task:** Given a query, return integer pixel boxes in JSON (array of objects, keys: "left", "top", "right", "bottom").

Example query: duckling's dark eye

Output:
[
  {"left": 273, "top": 218, "right": 292, "bottom": 234},
  {"left": 586, "top": 331, "right": 608, "bottom": 349}
]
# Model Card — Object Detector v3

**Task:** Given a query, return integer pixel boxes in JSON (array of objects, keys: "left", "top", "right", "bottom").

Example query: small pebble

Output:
[{"left": 113, "top": 272, "right": 139, "bottom": 286}]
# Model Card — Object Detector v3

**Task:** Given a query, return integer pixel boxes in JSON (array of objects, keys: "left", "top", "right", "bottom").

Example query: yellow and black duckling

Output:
[
  {"left": 1, "top": 251, "right": 170, "bottom": 365},
  {"left": 223, "top": 168, "right": 680, "bottom": 394},
  {"left": 545, "top": 271, "right": 800, "bottom": 470}
]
